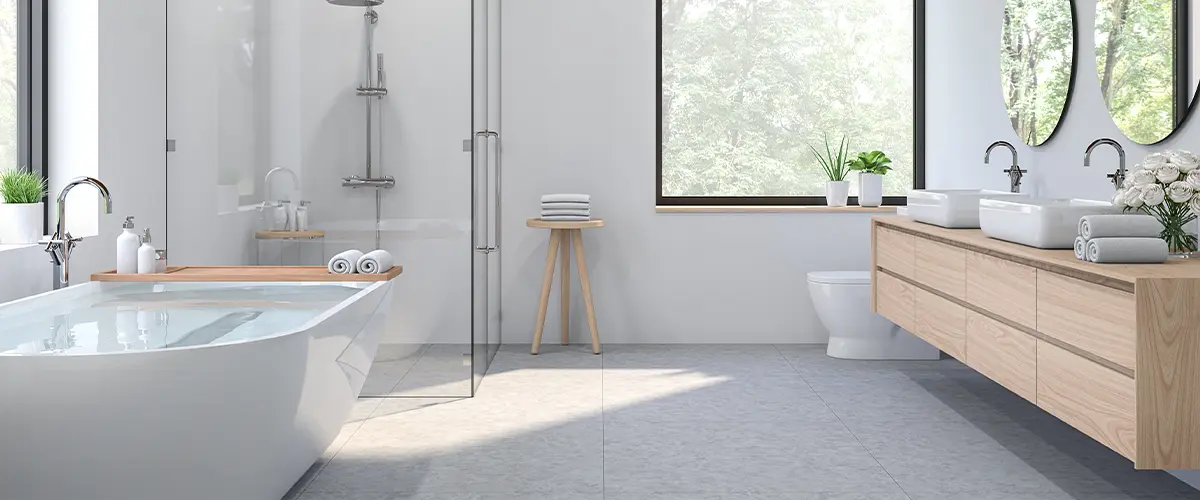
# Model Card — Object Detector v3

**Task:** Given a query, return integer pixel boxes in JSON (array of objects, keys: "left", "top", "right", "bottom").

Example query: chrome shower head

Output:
[{"left": 326, "top": 0, "right": 384, "bottom": 5}]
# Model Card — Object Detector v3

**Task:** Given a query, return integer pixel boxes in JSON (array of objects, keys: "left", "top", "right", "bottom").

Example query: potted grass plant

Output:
[
  {"left": 809, "top": 134, "right": 852, "bottom": 207},
  {"left": 0, "top": 168, "right": 47, "bottom": 244},
  {"left": 849, "top": 150, "right": 893, "bottom": 208}
]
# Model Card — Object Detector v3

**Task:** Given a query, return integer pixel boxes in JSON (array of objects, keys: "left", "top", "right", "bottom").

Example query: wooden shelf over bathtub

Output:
[{"left": 90, "top": 265, "right": 403, "bottom": 283}]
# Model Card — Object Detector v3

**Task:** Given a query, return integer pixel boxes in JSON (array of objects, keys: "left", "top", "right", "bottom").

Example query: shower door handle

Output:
[
  {"left": 472, "top": 131, "right": 498, "bottom": 254},
  {"left": 486, "top": 132, "right": 500, "bottom": 253}
]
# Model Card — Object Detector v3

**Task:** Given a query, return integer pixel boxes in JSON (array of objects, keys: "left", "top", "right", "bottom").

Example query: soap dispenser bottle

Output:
[
  {"left": 116, "top": 216, "right": 140, "bottom": 274},
  {"left": 137, "top": 228, "right": 157, "bottom": 274},
  {"left": 296, "top": 201, "right": 311, "bottom": 231}
]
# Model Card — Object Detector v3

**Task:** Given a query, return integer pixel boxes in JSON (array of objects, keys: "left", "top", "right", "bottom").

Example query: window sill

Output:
[
  {"left": 655, "top": 205, "right": 899, "bottom": 214},
  {"left": 0, "top": 243, "right": 41, "bottom": 254}
]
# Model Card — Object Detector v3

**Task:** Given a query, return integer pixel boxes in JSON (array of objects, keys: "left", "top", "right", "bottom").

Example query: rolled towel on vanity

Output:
[
  {"left": 328, "top": 249, "right": 364, "bottom": 274},
  {"left": 1079, "top": 214, "right": 1163, "bottom": 240},
  {"left": 541, "top": 194, "right": 591, "bottom": 204},
  {"left": 356, "top": 249, "right": 395, "bottom": 274},
  {"left": 1074, "top": 237, "right": 1088, "bottom": 261},
  {"left": 540, "top": 201, "right": 591, "bottom": 210},
  {"left": 1086, "top": 238, "right": 1169, "bottom": 264}
]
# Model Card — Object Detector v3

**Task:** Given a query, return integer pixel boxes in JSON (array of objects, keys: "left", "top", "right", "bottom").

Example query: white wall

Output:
[{"left": 499, "top": 0, "right": 877, "bottom": 345}]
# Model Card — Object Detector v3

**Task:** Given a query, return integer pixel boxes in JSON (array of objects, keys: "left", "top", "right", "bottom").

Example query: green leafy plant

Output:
[
  {"left": 0, "top": 168, "right": 47, "bottom": 204},
  {"left": 849, "top": 150, "right": 893, "bottom": 175},
  {"left": 809, "top": 134, "right": 852, "bottom": 182}
]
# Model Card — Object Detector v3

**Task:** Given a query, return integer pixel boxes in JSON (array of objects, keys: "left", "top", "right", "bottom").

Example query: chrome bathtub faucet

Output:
[
  {"left": 41, "top": 177, "right": 113, "bottom": 290},
  {"left": 985, "top": 141, "right": 1026, "bottom": 193}
]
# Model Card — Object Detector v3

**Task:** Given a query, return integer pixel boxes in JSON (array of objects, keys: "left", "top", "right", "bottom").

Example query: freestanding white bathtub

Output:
[{"left": 0, "top": 280, "right": 394, "bottom": 500}]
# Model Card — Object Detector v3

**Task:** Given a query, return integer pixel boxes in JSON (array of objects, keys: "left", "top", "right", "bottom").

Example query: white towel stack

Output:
[
  {"left": 328, "top": 249, "right": 395, "bottom": 274},
  {"left": 1075, "top": 215, "right": 1168, "bottom": 264},
  {"left": 541, "top": 194, "right": 591, "bottom": 221}
]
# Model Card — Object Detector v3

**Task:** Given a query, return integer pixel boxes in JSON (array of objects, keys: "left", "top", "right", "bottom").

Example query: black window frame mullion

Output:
[{"left": 656, "top": 0, "right": 926, "bottom": 207}]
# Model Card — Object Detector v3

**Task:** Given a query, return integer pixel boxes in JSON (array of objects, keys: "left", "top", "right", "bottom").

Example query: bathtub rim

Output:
[{"left": 0, "top": 280, "right": 392, "bottom": 358}]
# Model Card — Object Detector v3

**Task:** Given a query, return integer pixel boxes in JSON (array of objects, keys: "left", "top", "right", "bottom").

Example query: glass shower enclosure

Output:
[{"left": 164, "top": 0, "right": 501, "bottom": 397}]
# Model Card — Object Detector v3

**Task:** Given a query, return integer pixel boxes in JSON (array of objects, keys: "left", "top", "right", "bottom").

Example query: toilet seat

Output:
[{"left": 807, "top": 271, "right": 870, "bottom": 285}]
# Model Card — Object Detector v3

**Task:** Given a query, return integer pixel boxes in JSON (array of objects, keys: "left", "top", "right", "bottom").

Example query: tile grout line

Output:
[
  {"left": 601, "top": 347, "right": 607, "bottom": 500},
  {"left": 772, "top": 344, "right": 916, "bottom": 500},
  {"left": 381, "top": 343, "right": 434, "bottom": 396},
  {"left": 293, "top": 397, "right": 383, "bottom": 500}
]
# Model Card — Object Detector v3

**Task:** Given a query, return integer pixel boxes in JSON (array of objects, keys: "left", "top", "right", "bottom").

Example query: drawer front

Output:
[
  {"left": 1037, "top": 341, "right": 1137, "bottom": 460},
  {"left": 966, "top": 252, "right": 1037, "bottom": 329},
  {"left": 915, "top": 238, "right": 967, "bottom": 299},
  {"left": 875, "top": 226, "right": 915, "bottom": 278},
  {"left": 966, "top": 312, "right": 1037, "bottom": 402},
  {"left": 914, "top": 287, "right": 967, "bottom": 359},
  {"left": 1036, "top": 272, "right": 1136, "bottom": 372},
  {"left": 876, "top": 272, "right": 915, "bottom": 332}
]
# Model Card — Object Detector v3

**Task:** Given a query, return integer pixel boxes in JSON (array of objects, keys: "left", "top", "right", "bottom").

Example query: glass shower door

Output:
[{"left": 472, "top": 0, "right": 501, "bottom": 394}]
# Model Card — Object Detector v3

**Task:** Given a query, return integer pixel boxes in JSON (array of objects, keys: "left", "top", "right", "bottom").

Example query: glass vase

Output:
[{"left": 1149, "top": 204, "right": 1199, "bottom": 258}]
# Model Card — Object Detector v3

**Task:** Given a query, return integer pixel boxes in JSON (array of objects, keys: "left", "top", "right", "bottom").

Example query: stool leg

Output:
[
  {"left": 560, "top": 229, "right": 571, "bottom": 346},
  {"left": 532, "top": 229, "right": 561, "bottom": 355},
  {"left": 571, "top": 229, "right": 601, "bottom": 354}
]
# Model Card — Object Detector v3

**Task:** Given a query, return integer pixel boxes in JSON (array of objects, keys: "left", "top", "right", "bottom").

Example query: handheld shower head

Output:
[{"left": 326, "top": 0, "right": 384, "bottom": 5}]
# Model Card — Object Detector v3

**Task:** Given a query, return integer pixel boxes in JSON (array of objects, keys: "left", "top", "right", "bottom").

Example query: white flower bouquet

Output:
[{"left": 1113, "top": 150, "right": 1200, "bottom": 255}]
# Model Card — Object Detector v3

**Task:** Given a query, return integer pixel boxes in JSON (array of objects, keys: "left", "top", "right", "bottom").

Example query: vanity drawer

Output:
[
  {"left": 875, "top": 226, "right": 915, "bottom": 278},
  {"left": 914, "top": 287, "right": 967, "bottom": 360},
  {"left": 915, "top": 238, "right": 966, "bottom": 299},
  {"left": 966, "top": 312, "right": 1036, "bottom": 402},
  {"left": 1037, "top": 340, "right": 1137, "bottom": 460},
  {"left": 876, "top": 272, "right": 915, "bottom": 332},
  {"left": 1037, "top": 272, "right": 1136, "bottom": 372},
  {"left": 966, "top": 252, "right": 1037, "bottom": 329}
]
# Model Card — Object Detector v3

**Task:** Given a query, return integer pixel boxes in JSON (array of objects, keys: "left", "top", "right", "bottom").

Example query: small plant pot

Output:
[
  {"left": 859, "top": 173, "right": 884, "bottom": 208},
  {"left": 0, "top": 202, "right": 43, "bottom": 244},
  {"left": 825, "top": 181, "right": 850, "bottom": 207}
]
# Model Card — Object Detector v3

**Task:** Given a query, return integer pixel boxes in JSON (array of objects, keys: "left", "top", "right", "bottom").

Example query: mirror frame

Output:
[{"left": 1002, "top": 0, "right": 1080, "bottom": 147}]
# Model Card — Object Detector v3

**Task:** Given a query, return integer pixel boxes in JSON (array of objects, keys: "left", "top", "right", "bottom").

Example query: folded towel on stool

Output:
[
  {"left": 541, "top": 194, "right": 591, "bottom": 203},
  {"left": 540, "top": 201, "right": 591, "bottom": 210},
  {"left": 356, "top": 249, "right": 395, "bottom": 274},
  {"left": 1086, "top": 238, "right": 1169, "bottom": 264},
  {"left": 328, "top": 249, "right": 364, "bottom": 274},
  {"left": 1079, "top": 214, "right": 1162, "bottom": 240},
  {"left": 541, "top": 215, "right": 591, "bottom": 221},
  {"left": 1074, "top": 237, "right": 1088, "bottom": 261},
  {"left": 541, "top": 209, "right": 592, "bottom": 217}
]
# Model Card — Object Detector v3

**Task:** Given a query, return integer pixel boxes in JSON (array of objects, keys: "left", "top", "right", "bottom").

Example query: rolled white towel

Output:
[
  {"left": 1079, "top": 214, "right": 1162, "bottom": 240},
  {"left": 540, "top": 215, "right": 591, "bottom": 221},
  {"left": 1074, "top": 237, "right": 1088, "bottom": 261},
  {"left": 541, "top": 209, "right": 592, "bottom": 217},
  {"left": 356, "top": 249, "right": 395, "bottom": 274},
  {"left": 1086, "top": 238, "right": 1169, "bottom": 264},
  {"left": 541, "top": 201, "right": 591, "bottom": 210},
  {"left": 328, "top": 249, "right": 364, "bottom": 274},
  {"left": 541, "top": 194, "right": 591, "bottom": 203}
]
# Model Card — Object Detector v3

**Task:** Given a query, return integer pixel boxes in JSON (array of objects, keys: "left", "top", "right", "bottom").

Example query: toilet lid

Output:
[{"left": 806, "top": 271, "right": 871, "bottom": 285}]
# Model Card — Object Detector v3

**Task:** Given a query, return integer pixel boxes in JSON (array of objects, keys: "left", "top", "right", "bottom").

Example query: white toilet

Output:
[{"left": 807, "top": 271, "right": 940, "bottom": 360}]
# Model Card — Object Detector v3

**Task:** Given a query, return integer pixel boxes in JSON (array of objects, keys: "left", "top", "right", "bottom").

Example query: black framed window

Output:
[
  {"left": 0, "top": 0, "right": 44, "bottom": 232},
  {"left": 658, "top": 0, "right": 926, "bottom": 206}
]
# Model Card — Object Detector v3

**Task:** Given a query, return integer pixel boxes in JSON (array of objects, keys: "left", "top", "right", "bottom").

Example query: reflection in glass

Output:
[
  {"left": 1096, "top": 0, "right": 1190, "bottom": 145},
  {"left": 1001, "top": 0, "right": 1075, "bottom": 146}
]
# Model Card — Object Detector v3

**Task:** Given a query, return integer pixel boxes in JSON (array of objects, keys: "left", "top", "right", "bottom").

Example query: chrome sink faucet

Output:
[
  {"left": 264, "top": 166, "right": 299, "bottom": 204},
  {"left": 1084, "top": 138, "right": 1126, "bottom": 191},
  {"left": 41, "top": 177, "right": 113, "bottom": 290},
  {"left": 985, "top": 141, "right": 1026, "bottom": 193}
]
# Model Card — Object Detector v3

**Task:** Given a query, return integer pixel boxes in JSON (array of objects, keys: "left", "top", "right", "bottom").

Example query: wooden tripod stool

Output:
[{"left": 527, "top": 218, "right": 605, "bottom": 355}]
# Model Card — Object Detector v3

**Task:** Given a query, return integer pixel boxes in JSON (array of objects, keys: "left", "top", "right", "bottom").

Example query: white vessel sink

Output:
[
  {"left": 906, "top": 189, "right": 1029, "bottom": 228},
  {"left": 979, "top": 198, "right": 1123, "bottom": 249}
]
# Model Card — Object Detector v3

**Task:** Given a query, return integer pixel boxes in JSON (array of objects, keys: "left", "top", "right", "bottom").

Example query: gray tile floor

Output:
[{"left": 285, "top": 344, "right": 1200, "bottom": 500}]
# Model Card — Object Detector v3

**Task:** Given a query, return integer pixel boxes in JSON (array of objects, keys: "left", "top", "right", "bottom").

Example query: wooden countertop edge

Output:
[
  {"left": 873, "top": 216, "right": 1141, "bottom": 293},
  {"left": 90, "top": 265, "right": 403, "bottom": 283},
  {"left": 657, "top": 205, "right": 898, "bottom": 214},
  {"left": 879, "top": 267, "right": 1135, "bottom": 379}
]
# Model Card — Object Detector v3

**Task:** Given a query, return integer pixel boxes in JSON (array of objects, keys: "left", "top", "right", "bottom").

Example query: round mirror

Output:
[
  {"left": 1096, "top": 0, "right": 1194, "bottom": 145},
  {"left": 1002, "top": 0, "right": 1077, "bottom": 147}
]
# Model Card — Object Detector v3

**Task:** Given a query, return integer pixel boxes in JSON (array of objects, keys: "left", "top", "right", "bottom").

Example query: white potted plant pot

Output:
[
  {"left": 0, "top": 202, "right": 43, "bottom": 244},
  {"left": 825, "top": 181, "right": 850, "bottom": 207},
  {"left": 859, "top": 173, "right": 883, "bottom": 208}
]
